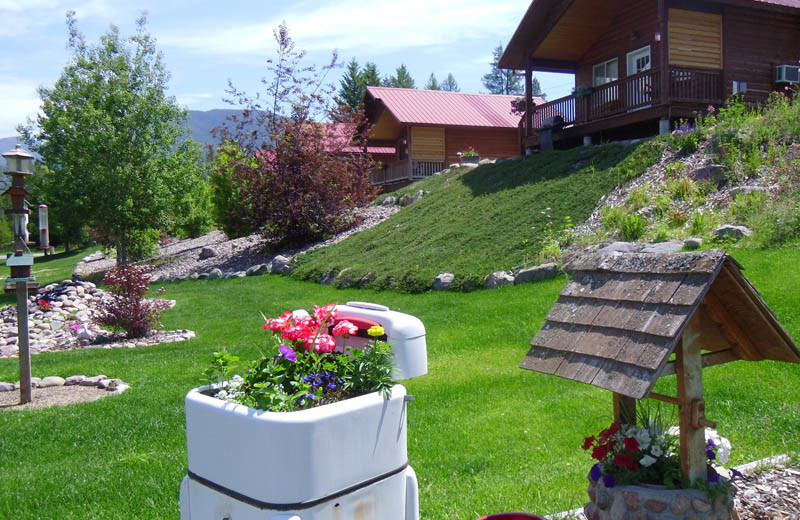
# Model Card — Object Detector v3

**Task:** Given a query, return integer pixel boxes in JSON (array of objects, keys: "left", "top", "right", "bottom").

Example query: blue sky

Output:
[{"left": 0, "top": 0, "right": 575, "bottom": 138}]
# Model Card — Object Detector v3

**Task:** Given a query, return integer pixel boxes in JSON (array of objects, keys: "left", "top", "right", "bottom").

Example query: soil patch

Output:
[{"left": 0, "top": 385, "right": 111, "bottom": 411}]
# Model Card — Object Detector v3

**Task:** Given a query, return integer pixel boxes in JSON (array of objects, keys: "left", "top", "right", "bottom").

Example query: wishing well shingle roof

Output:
[
  {"left": 365, "top": 86, "right": 545, "bottom": 129},
  {"left": 521, "top": 250, "right": 800, "bottom": 399}
]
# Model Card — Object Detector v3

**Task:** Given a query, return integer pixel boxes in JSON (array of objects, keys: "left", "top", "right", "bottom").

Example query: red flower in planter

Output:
[
  {"left": 582, "top": 435, "right": 595, "bottom": 450},
  {"left": 623, "top": 437, "right": 640, "bottom": 452},
  {"left": 614, "top": 453, "right": 637, "bottom": 472}
]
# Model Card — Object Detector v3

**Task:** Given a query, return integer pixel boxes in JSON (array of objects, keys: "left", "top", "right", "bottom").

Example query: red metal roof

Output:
[
  {"left": 366, "top": 86, "right": 545, "bottom": 129},
  {"left": 342, "top": 145, "right": 395, "bottom": 154},
  {"left": 750, "top": 0, "right": 800, "bottom": 7}
]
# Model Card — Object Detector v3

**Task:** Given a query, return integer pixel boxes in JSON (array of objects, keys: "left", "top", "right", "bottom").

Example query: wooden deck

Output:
[
  {"left": 520, "top": 67, "right": 723, "bottom": 147},
  {"left": 369, "top": 159, "right": 444, "bottom": 186}
]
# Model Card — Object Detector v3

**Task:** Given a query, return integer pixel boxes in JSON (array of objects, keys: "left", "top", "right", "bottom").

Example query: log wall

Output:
[{"left": 444, "top": 127, "right": 520, "bottom": 166}]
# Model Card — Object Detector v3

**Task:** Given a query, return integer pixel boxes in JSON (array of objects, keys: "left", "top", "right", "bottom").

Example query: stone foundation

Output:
[{"left": 585, "top": 475, "right": 733, "bottom": 520}]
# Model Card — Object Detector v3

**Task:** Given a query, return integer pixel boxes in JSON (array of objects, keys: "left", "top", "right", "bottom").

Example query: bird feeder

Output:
[
  {"left": 521, "top": 250, "right": 800, "bottom": 484},
  {"left": 38, "top": 204, "right": 49, "bottom": 251}
]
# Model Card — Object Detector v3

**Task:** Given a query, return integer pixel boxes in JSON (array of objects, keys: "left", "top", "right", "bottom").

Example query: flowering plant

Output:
[
  {"left": 584, "top": 422, "right": 740, "bottom": 497},
  {"left": 205, "top": 304, "right": 394, "bottom": 412},
  {"left": 458, "top": 146, "right": 478, "bottom": 157}
]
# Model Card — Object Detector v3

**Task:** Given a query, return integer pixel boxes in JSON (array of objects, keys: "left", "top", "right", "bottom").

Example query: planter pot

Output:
[
  {"left": 460, "top": 155, "right": 480, "bottom": 166},
  {"left": 476, "top": 514, "right": 545, "bottom": 520},
  {"left": 585, "top": 474, "right": 733, "bottom": 520},
  {"left": 181, "top": 383, "right": 418, "bottom": 519}
]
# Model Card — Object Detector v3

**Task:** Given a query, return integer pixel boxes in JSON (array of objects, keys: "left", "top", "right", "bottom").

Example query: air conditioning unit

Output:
[{"left": 775, "top": 64, "right": 800, "bottom": 84}]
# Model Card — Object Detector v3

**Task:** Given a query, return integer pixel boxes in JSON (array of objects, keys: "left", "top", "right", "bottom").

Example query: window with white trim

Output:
[{"left": 593, "top": 58, "right": 619, "bottom": 86}]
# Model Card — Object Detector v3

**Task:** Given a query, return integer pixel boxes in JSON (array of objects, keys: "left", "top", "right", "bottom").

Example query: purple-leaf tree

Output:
[{"left": 211, "top": 23, "right": 377, "bottom": 248}]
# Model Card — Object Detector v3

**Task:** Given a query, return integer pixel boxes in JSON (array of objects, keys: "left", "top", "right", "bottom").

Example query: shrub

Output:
[
  {"left": 667, "top": 177, "right": 698, "bottom": 201},
  {"left": 668, "top": 211, "right": 689, "bottom": 228},
  {"left": 601, "top": 206, "right": 627, "bottom": 233},
  {"left": 690, "top": 211, "right": 707, "bottom": 236},
  {"left": 627, "top": 186, "right": 650, "bottom": 211},
  {"left": 728, "top": 190, "right": 769, "bottom": 225},
  {"left": 95, "top": 265, "right": 168, "bottom": 339},
  {"left": 621, "top": 214, "right": 647, "bottom": 241},
  {"left": 664, "top": 161, "right": 685, "bottom": 179}
]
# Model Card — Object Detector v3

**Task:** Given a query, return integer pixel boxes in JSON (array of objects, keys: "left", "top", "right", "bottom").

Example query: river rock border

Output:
[{"left": 0, "top": 374, "right": 130, "bottom": 395}]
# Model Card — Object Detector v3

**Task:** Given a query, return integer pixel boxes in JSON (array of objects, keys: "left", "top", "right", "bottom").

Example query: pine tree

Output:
[
  {"left": 338, "top": 57, "right": 363, "bottom": 110},
  {"left": 425, "top": 73, "right": 440, "bottom": 90},
  {"left": 441, "top": 73, "right": 460, "bottom": 92},
  {"left": 482, "top": 44, "right": 523, "bottom": 95},
  {"left": 361, "top": 62, "right": 382, "bottom": 88},
  {"left": 386, "top": 64, "right": 415, "bottom": 88}
]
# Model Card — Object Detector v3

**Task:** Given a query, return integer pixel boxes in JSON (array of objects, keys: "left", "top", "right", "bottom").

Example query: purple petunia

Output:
[
  {"left": 590, "top": 463, "right": 602, "bottom": 482},
  {"left": 602, "top": 474, "right": 616, "bottom": 488},
  {"left": 707, "top": 438, "right": 717, "bottom": 448},
  {"left": 708, "top": 471, "right": 720, "bottom": 483},
  {"left": 279, "top": 344, "right": 297, "bottom": 362},
  {"left": 706, "top": 447, "right": 716, "bottom": 461}
]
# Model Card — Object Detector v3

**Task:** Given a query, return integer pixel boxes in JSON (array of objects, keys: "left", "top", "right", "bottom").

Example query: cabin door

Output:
[{"left": 626, "top": 46, "right": 651, "bottom": 110}]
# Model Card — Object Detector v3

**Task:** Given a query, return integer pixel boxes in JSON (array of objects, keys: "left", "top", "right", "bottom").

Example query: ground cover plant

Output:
[
  {"left": 0, "top": 246, "right": 798, "bottom": 519},
  {"left": 292, "top": 139, "right": 664, "bottom": 292}
]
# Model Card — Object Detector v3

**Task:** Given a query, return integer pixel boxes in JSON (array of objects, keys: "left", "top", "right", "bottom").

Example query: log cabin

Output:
[
  {"left": 363, "top": 86, "right": 545, "bottom": 186},
  {"left": 500, "top": 0, "right": 800, "bottom": 151}
]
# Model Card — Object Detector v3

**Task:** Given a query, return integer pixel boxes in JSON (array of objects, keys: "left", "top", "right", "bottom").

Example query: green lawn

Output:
[{"left": 0, "top": 246, "right": 798, "bottom": 519}]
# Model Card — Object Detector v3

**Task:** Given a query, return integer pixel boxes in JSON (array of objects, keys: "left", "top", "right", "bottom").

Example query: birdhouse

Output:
[{"left": 521, "top": 250, "right": 800, "bottom": 481}]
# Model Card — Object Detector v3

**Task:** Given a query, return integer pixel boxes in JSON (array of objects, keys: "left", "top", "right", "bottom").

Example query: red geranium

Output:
[
  {"left": 623, "top": 437, "right": 639, "bottom": 452},
  {"left": 582, "top": 436, "right": 595, "bottom": 450},
  {"left": 614, "top": 453, "right": 637, "bottom": 472}
]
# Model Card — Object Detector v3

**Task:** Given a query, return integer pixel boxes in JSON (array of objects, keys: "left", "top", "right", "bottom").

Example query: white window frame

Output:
[
  {"left": 626, "top": 45, "right": 651, "bottom": 76},
  {"left": 593, "top": 58, "right": 619, "bottom": 87}
]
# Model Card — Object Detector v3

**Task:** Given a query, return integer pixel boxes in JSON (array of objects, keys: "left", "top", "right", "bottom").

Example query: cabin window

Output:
[
  {"left": 593, "top": 59, "right": 618, "bottom": 86},
  {"left": 626, "top": 46, "right": 651, "bottom": 76}
]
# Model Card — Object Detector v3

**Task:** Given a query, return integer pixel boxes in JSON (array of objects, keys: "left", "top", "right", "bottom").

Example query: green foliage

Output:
[
  {"left": 609, "top": 139, "right": 666, "bottom": 185},
  {"left": 665, "top": 161, "right": 685, "bottom": 178},
  {"left": 338, "top": 57, "right": 364, "bottom": 110},
  {"left": 601, "top": 206, "right": 627, "bottom": 233},
  {"left": 666, "top": 176, "right": 698, "bottom": 201},
  {"left": 440, "top": 73, "right": 460, "bottom": 92},
  {"left": 668, "top": 211, "right": 689, "bottom": 228},
  {"left": 385, "top": 64, "right": 415, "bottom": 88},
  {"left": 19, "top": 12, "right": 204, "bottom": 265},
  {"left": 482, "top": 44, "right": 527, "bottom": 95},
  {"left": 425, "top": 73, "right": 440, "bottom": 90},
  {"left": 165, "top": 139, "right": 214, "bottom": 238},
  {"left": 627, "top": 186, "right": 650, "bottom": 211},
  {"left": 654, "top": 194, "right": 673, "bottom": 218},
  {"left": 210, "top": 144, "right": 257, "bottom": 237},
  {"left": 621, "top": 214, "right": 647, "bottom": 241},
  {"left": 669, "top": 122, "right": 701, "bottom": 154},
  {"left": 728, "top": 190, "right": 769, "bottom": 225},
  {"left": 204, "top": 348, "right": 240, "bottom": 386},
  {"left": 690, "top": 211, "right": 707, "bottom": 236}
]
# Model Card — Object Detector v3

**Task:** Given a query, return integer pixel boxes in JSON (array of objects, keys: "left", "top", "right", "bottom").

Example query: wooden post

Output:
[
  {"left": 675, "top": 338, "right": 707, "bottom": 482},
  {"left": 658, "top": 0, "right": 669, "bottom": 106},
  {"left": 17, "top": 280, "right": 31, "bottom": 404},
  {"left": 613, "top": 392, "right": 636, "bottom": 425},
  {"left": 525, "top": 62, "right": 533, "bottom": 138}
]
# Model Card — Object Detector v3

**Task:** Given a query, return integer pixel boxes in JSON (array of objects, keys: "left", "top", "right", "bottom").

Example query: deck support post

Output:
[
  {"left": 525, "top": 60, "right": 534, "bottom": 139},
  {"left": 583, "top": 135, "right": 593, "bottom": 146},
  {"left": 675, "top": 338, "right": 707, "bottom": 482},
  {"left": 658, "top": 0, "right": 669, "bottom": 106},
  {"left": 659, "top": 119, "right": 671, "bottom": 134},
  {"left": 613, "top": 393, "right": 636, "bottom": 425}
]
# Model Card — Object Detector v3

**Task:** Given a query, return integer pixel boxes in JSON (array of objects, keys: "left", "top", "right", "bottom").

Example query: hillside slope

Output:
[{"left": 292, "top": 141, "right": 663, "bottom": 292}]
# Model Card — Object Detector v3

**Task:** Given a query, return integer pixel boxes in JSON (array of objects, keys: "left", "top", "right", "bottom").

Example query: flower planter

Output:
[
  {"left": 585, "top": 475, "right": 733, "bottom": 520},
  {"left": 460, "top": 155, "right": 480, "bottom": 166},
  {"left": 180, "top": 383, "right": 418, "bottom": 519}
]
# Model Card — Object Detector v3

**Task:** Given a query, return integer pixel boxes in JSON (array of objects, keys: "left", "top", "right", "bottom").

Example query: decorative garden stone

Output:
[
  {"left": 198, "top": 247, "right": 216, "bottom": 260},
  {"left": 484, "top": 271, "right": 514, "bottom": 289},
  {"left": 514, "top": 263, "right": 559, "bottom": 285},
  {"left": 433, "top": 273, "right": 455, "bottom": 291},
  {"left": 714, "top": 225, "right": 751, "bottom": 241}
]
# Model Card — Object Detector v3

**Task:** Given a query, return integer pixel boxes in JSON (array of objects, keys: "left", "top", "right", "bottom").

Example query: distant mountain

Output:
[{"left": 1, "top": 109, "right": 251, "bottom": 168}]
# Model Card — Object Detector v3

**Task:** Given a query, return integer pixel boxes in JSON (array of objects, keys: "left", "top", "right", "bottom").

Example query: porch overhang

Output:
[{"left": 499, "top": 0, "right": 633, "bottom": 71}]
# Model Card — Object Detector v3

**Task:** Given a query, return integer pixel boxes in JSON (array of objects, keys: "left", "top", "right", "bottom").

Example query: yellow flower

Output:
[{"left": 367, "top": 325, "right": 385, "bottom": 337}]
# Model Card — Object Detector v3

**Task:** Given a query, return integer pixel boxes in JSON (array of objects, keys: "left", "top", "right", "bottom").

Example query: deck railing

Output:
[
  {"left": 369, "top": 159, "right": 444, "bottom": 186},
  {"left": 522, "top": 67, "right": 722, "bottom": 136}
]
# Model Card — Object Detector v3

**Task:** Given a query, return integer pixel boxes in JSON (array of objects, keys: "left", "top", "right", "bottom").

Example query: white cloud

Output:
[
  {"left": 161, "top": 0, "right": 529, "bottom": 57},
  {"left": 176, "top": 91, "right": 219, "bottom": 108},
  {"left": 0, "top": 80, "right": 41, "bottom": 137}
]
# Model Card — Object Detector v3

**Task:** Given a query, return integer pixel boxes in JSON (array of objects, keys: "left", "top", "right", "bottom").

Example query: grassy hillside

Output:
[{"left": 293, "top": 140, "right": 664, "bottom": 292}]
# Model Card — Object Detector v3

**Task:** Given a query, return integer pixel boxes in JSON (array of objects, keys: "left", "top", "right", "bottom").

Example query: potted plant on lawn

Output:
[
  {"left": 582, "top": 421, "right": 740, "bottom": 520},
  {"left": 458, "top": 146, "right": 480, "bottom": 166},
  {"left": 180, "top": 302, "right": 427, "bottom": 520}
]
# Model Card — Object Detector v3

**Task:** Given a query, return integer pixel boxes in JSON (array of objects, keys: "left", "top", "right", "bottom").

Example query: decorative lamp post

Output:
[
  {"left": 38, "top": 204, "right": 49, "bottom": 253},
  {"left": 2, "top": 144, "right": 37, "bottom": 404}
]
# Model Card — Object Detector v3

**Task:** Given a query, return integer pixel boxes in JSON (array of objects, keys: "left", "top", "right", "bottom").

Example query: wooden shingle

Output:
[{"left": 522, "top": 250, "right": 800, "bottom": 399}]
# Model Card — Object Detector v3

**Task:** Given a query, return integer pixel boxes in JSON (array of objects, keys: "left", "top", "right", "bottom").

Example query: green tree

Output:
[
  {"left": 386, "top": 64, "right": 415, "bottom": 88},
  {"left": 338, "top": 57, "right": 363, "bottom": 110},
  {"left": 441, "top": 73, "right": 460, "bottom": 92},
  {"left": 482, "top": 44, "right": 523, "bottom": 95},
  {"left": 361, "top": 62, "right": 382, "bottom": 88},
  {"left": 19, "top": 12, "right": 205, "bottom": 265},
  {"left": 425, "top": 73, "right": 440, "bottom": 90}
]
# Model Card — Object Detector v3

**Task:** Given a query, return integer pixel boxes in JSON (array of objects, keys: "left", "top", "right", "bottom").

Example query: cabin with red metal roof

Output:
[
  {"left": 500, "top": 0, "right": 800, "bottom": 151},
  {"left": 363, "top": 86, "right": 545, "bottom": 186}
]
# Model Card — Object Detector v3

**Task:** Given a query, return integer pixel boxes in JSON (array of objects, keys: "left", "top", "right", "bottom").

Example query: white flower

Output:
[
  {"left": 215, "top": 389, "right": 229, "bottom": 400},
  {"left": 640, "top": 455, "right": 657, "bottom": 467},
  {"left": 634, "top": 429, "right": 652, "bottom": 450},
  {"left": 650, "top": 444, "right": 663, "bottom": 457}
]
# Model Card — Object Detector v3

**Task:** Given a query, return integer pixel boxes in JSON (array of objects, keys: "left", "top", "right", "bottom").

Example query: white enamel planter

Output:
[{"left": 180, "top": 383, "right": 419, "bottom": 520}]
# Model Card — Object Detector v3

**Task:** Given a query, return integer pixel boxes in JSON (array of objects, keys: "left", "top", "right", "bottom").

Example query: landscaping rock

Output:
[
  {"left": 198, "top": 272, "right": 209, "bottom": 279},
  {"left": 484, "top": 271, "right": 514, "bottom": 289},
  {"left": 448, "top": 163, "right": 460, "bottom": 169},
  {"left": 640, "top": 241, "right": 683, "bottom": 254},
  {"left": 381, "top": 196, "right": 396, "bottom": 206},
  {"left": 433, "top": 273, "right": 455, "bottom": 291},
  {"left": 684, "top": 237, "right": 703, "bottom": 250},
  {"left": 64, "top": 375, "right": 86, "bottom": 386},
  {"left": 319, "top": 269, "right": 337, "bottom": 286},
  {"left": 76, "top": 325, "right": 93, "bottom": 342},
  {"left": 600, "top": 241, "right": 637, "bottom": 253},
  {"left": 271, "top": 255, "right": 292, "bottom": 275},
  {"left": 398, "top": 194, "right": 413, "bottom": 206},
  {"left": 208, "top": 268, "right": 223, "bottom": 279},
  {"left": 246, "top": 264, "right": 269, "bottom": 276},
  {"left": 39, "top": 376, "right": 65, "bottom": 388},
  {"left": 478, "top": 158, "right": 493, "bottom": 165},
  {"left": 515, "top": 263, "right": 559, "bottom": 285},
  {"left": 714, "top": 225, "right": 752, "bottom": 241},
  {"left": 0, "top": 382, "right": 14, "bottom": 392},
  {"left": 199, "top": 247, "right": 217, "bottom": 260},
  {"left": 80, "top": 375, "right": 107, "bottom": 386},
  {"left": 111, "top": 383, "right": 130, "bottom": 395},
  {"left": 692, "top": 164, "right": 726, "bottom": 187},
  {"left": 410, "top": 190, "right": 424, "bottom": 204}
]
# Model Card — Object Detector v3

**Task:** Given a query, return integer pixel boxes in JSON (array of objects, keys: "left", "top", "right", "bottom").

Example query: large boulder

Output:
[
  {"left": 600, "top": 241, "right": 637, "bottom": 253},
  {"left": 433, "top": 273, "right": 455, "bottom": 291},
  {"left": 271, "top": 255, "right": 293, "bottom": 275},
  {"left": 484, "top": 271, "right": 514, "bottom": 289},
  {"left": 640, "top": 241, "right": 683, "bottom": 254},
  {"left": 714, "top": 225, "right": 752, "bottom": 241},
  {"left": 199, "top": 247, "right": 217, "bottom": 260},
  {"left": 514, "top": 263, "right": 560, "bottom": 285}
]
